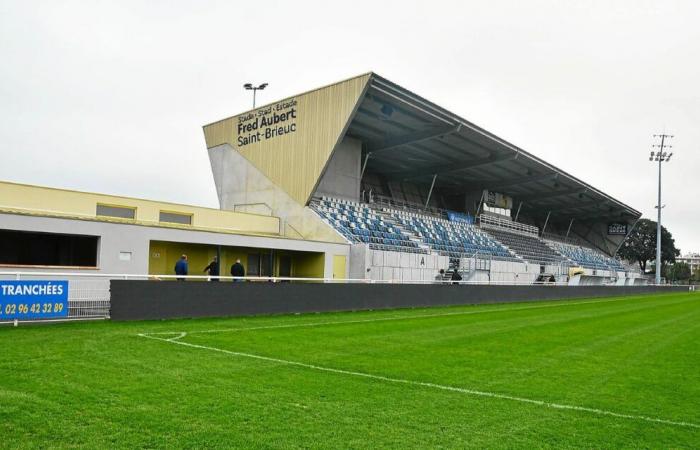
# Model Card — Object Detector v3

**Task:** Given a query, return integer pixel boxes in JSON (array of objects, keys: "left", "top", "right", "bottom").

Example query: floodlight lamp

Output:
[
  {"left": 259, "top": 83, "right": 268, "bottom": 90},
  {"left": 649, "top": 156, "right": 653, "bottom": 161},
  {"left": 666, "top": 152, "right": 673, "bottom": 161},
  {"left": 244, "top": 83, "right": 253, "bottom": 89},
  {"left": 650, "top": 151, "right": 654, "bottom": 157}
]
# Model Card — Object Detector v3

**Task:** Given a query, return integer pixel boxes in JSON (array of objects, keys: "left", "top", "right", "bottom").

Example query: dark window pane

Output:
[
  {"left": 0, "top": 229, "right": 99, "bottom": 267},
  {"left": 159, "top": 211, "right": 192, "bottom": 225},
  {"left": 96, "top": 204, "right": 135, "bottom": 219}
]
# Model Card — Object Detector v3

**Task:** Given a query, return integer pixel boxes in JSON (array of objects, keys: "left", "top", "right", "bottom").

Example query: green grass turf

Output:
[{"left": 1, "top": 292, "right": 699, "bottom": 449}]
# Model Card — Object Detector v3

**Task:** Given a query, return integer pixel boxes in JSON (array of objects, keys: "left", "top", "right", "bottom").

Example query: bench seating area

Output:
[
  {"left": 547, "top": 240, "right": 624, "bottom": 271},
  {"left": 486, "top": 228, "right": 567, "bottom": 265},
  {"left": 311, "top": 198, "right": 427, "bottom": 254},
  {"left": 389, "top": 210, "right": 513, "bottom": 259}
]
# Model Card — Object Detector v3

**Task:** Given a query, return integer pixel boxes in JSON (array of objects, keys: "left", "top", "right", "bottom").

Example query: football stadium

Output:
[{"left": 1, "top": 73, "right": 698, "bottom": 448}]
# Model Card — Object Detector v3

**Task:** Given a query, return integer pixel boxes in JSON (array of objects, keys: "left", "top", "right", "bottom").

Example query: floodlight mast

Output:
[
  {"left": 650, "top": 134, "right": 673, "bottom": 285},
  {"left": 243, "top": 82, "right": 268, "bottom": 108}
]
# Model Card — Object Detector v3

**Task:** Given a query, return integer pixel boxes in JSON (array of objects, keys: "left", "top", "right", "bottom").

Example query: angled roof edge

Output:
[
  {"left": 366, "top": 73, "right": 641, "bottom": 218},
  {"left": 302, "top": 76, "right": 373, "bottom": 206},
  {"left": 202, "top": 72, "right": 375, "bottom": 130}
]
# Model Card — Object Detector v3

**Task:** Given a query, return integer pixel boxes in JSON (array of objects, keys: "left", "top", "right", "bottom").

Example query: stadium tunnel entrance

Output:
[{"left": 148, "top": 241, "right": 328, "bottom": 279}]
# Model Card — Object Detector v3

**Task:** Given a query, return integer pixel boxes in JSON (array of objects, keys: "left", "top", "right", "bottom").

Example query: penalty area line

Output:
[{"left": 138, "top": 333, "right": 700, "bottom": 430}]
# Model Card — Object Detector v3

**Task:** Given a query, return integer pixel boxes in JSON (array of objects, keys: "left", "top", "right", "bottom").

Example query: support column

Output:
[
  {"left": 424, "top": 174, "right": 438, "bottom": 210},
  {"left": 541, "top": 211, "right": 551, "bottom": 237}
]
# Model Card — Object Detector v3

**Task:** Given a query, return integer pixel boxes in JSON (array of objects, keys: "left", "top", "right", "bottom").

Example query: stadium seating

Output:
[
  {"left": 485, "top": 228, "right": 567, "bottom": 265},
  {"left": 311, "top": 197, "right": 512, "bottom": 259},
  {"left": 546, "top": 240, "right": 624, "bottom": 271},
  {"left": 312, "top": 197, "right": 624, "bottom": 272},
  {"left": 310, "top": 198, "right": 427, "bottom": 254},
  {"left": 388, "top": 210, "right": 513, "bottom": 259}
]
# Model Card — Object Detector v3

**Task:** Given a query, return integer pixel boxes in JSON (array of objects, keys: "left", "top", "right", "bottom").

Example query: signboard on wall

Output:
[
  {"left": 607, "top": 223, "right": 628, "bottom": 236},
  {"left": 236, "top": 99, "right": 298, "bottom": 148},
  {"left": 482, "top": 190, "right": 513, "bottom": 210},
  {"left": 0, "top": 280, "right": 69, "bottom": 320},
  {"left": 447, "top": 211, "right": 474, "bottom": 224}
]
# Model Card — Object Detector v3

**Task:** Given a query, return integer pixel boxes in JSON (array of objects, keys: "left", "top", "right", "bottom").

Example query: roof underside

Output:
[{"left": 345, "top": 74, "right": 640, "bottom": 225}]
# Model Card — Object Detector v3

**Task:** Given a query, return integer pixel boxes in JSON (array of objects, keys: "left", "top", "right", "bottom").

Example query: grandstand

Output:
[
  {"left": 0, "top": 73, "right": 642, "bottom": 287},
  {"left": 202, "top": 72, "right": 644, "bottom": 285},
  {"left": 309, "top": 195, "right": 632, "bottom": 283}
]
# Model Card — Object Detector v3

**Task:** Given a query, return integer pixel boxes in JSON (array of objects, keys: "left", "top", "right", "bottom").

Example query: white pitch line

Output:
[
  {"left": 138, "top": 333, "right": 700, "bottom": 430},
  {"left": 139, "top": 295, "right": 686, "bottom": 337}
]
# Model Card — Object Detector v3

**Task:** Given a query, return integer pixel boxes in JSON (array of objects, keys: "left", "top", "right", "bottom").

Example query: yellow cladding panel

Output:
[
  {"left": 149, "top": 241, "right": 326, "bottom": 279},
  {"left": 203, "top": 73, "right": 371, "bottom": 205},
  {"left": 332, "top": 255, "right": 347, "bottom": 279},
  {"left": 0, "top": 181, "right": 280, "bottom": 236},
  {"left": 293, "top": 252, "right": 326, "bottom": 278}
]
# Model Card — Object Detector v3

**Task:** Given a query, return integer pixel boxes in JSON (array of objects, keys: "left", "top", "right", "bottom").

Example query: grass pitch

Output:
[{"left": 1, "top": 292, "right": 699, "bottom": 448}]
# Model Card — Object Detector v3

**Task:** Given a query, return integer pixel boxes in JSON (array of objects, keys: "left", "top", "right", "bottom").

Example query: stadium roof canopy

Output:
[{"left": 346, "top": 74, "right": 640, "bottom": 225}]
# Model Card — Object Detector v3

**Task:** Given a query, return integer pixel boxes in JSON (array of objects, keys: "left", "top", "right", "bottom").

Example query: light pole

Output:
[
  {"left": 243, "top": 82, "right": 268, "bottom": 108},
  {"left": 650, "top": 134, "right": 673, "bottom": 284}
]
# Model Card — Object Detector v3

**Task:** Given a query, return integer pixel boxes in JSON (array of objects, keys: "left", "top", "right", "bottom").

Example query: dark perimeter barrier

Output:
[{"left": 109, "top": 281, "right": 690, "bottom": 321}]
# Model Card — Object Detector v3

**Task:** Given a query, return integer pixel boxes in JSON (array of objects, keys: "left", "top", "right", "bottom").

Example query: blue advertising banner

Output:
[
  {"left": 0, "top": 280, "right": 69, "bottom": 320},
  {"left": 447, "top": 211, "right": 474, "bottom": 224}
]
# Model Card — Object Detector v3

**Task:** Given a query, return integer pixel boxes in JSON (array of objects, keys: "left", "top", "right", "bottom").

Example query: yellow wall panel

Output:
[
  {"left": 203, "top": 73, "right": 371, "bottom": 205},
  {"left": 0, "top": 181, "right": 280, "bottom": 236},
  {"left": 332, "top": 255, "right": 347, "bottom": 280},
  {"left": 293, "top": 252, "right": 326, "bottom": 279}
]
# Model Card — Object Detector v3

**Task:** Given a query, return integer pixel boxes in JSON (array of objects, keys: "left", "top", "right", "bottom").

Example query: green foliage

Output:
[
  {"left": 618, "top": 218, "right": 680, "bottom": 272},
  {"left": 693, "top": 268, "right": 700, "bottom": 282},
  {"left": 667, "top": 262, "right": 692, "bottom": 281},
  {"left": 1, "top": 293, "right": 699, "bottom": 448}
]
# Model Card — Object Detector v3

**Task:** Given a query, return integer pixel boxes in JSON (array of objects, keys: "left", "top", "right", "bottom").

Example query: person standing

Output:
[
  {"left": 451, "top": 269, "right": 463, "bottom": 285},
  {"left": 230, "top": 259, "right": 245, "bottom": 282},
  {"left": 174, "top": 254, "right": 188, "bottom": 281},
  {"left": 434, "top": 269, "right": 446, "bottom": 283},
  {"left": 203, "top": 256, "right": 219, "bottom": 281}
]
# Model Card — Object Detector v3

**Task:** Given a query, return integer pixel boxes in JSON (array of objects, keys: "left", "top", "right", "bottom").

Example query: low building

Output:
[
  {"left": 0, "top": 181, "right": 349, "bottom": 279},
  {"left": 677, "top": 253, "right": 700, "bottom": 275}
]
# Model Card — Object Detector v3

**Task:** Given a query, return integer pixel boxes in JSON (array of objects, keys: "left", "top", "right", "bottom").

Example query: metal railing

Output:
[
  {"left": 478, "top": 214, "right": 539, "bottom": 237},
  {"left": 369, "top": 195, "right": 447, "bottom": 217}
]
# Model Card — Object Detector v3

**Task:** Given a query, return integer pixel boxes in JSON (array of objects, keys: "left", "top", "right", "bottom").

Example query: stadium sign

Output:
[
  {"left": 607, "top": 223, "right": 628, "bottom": 236},
  {"left": 482, "top": 190, "right": 513, "bottom": 210},
  {"left": 0, "top": 280, "right": 69, "bottom": 320},
  {"left": 237, "top": 98, "right": 298, "bottom": 148}
]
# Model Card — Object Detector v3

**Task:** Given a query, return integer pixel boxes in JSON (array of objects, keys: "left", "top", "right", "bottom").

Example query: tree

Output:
[
  {"left": 618, "top": 219, "right": 680, "bottom": 272},
  {"left": 667, "top": 262, "right": 691, "bottom": 282},
  {"left": 692, "top": 268, "right": 700, "bottom": 283}
]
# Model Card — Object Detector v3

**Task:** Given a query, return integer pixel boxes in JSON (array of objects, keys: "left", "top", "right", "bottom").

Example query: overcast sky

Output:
[{"left": 1, "top": 1, "right": 698, "bottom": 252}]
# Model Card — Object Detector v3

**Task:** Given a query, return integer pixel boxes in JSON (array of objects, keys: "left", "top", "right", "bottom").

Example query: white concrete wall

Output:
[
  {"left": 314, "top": 137, "right": 362, "bottom": 202},
  {"left": 348, "top": 245, "right": 448, "bottom": 282},
  {"left": 207, "top": 143, "right": 346, "bottom": 243},
  {"left": 459, "top": 258, "right": 541, "bottom": 284}
]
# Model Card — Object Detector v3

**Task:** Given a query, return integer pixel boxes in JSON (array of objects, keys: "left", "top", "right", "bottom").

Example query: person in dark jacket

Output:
[
  {"left": 451, "top": 269, "right": 462, "bottom": 285},
  {"left": 203, "top": 256, "right": 219, "bottom": 281},
  {"left": 230, "top": 259, "right": 245, "bottom": 282},
  {"left": 174, "top": 254, "right": 188, "bottom": 281}
]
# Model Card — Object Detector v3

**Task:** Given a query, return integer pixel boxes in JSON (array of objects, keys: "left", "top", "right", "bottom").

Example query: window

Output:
[
  {"left": 159, "top": 211, "right": 192, "bottom": 225},
  {"left": 96, "top": 204, "right": 136, "bottom": 219},
  {"left": 0, "top": 229, "right": 99, "bottom": 267}
]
